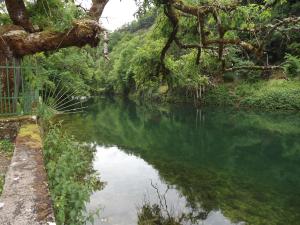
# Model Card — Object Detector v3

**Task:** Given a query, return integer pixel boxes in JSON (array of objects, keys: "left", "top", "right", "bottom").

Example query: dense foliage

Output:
[
  {"left": 205, "top": 79, "right": 300, "bottom": 110},
  {"left": 43, "top": 123, "right": 104, "bottom": 225},
  {"left": 21, "top": 0, "right": 300, "bottom": 110},
  {"left": 0, "top": 0, "right": 84, "bottom": 30}
]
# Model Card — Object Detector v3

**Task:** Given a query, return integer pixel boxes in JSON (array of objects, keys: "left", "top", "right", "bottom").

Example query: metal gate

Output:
[{"left": 0, "top": 59, "right": 38, "bottom": 116}]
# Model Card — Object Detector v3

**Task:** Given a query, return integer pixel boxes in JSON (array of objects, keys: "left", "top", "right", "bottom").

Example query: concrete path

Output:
[{"left": 0, "top": 121, "right": 55, "bottom": 225}]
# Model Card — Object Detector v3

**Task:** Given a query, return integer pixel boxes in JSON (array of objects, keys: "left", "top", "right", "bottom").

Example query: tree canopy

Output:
[{"left": 1, "top": 0, "right": 299, "bottom": 109}]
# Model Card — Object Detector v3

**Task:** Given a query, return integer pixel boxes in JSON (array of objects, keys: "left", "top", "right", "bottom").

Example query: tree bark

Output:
[
  {"left": 5, "top": 0, "right": 35, "bottom": 32},
  {"left": 89, "top": 0, "right": 110, "bottom": 21},
  {"left": 0, "top": 20, "right": 103, "bottom": 57}
]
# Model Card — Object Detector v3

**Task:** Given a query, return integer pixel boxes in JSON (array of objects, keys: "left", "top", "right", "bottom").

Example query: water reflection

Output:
[
  {"left": 87, "top": 146, "right": 239, "bottom": 225},
  {"left": 60, "top": 98, "right": 300, "bottom": 225}
]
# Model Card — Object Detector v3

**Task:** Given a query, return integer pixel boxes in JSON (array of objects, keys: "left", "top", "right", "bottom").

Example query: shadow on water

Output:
[{"left": 59, "top": 97, "right": 300, "bottom": 225}]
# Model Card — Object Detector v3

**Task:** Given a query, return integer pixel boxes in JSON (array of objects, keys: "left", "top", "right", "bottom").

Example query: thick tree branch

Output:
[
  {"left": 89, "top": 0, "right": 109, "bottom": 21},
  {"left": 158, "top": 4, "right": 178, "bottom": 76},
  {"left": 5, "top": 0, "right": 35, "bottom": 32},
  {"left": 171, "top": 0, "right": 236, "bottom": 17},
  {"left": 225, "top": 65, "right": 282, "bottom": 72},
  {"left": 262, "top": 16, "right": 300, "bottom": 49},
  {"left": 1, "top": 20, "right": 103, "bottom": 57},
  {"left": 159, "top": 0, "right": 263, "bottom": 74},
  {"left": 205, "top": 39, "right": 262, "bottom": 57},
  {"left": 0, "top": 0, "right": 110, "bottom": 58}
]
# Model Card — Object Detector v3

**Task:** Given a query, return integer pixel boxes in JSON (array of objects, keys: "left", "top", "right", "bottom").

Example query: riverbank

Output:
[
  {"left": 126, "top": 79, "right": 300, "bottom": 111},
  {"left": 204, "top": 79, "right": 300, "bottom": 110}
]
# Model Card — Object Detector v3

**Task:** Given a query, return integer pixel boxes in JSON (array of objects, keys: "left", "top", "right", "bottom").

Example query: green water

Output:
[{"left": 61, "top": 98, "right": 300, "bottom": 225}]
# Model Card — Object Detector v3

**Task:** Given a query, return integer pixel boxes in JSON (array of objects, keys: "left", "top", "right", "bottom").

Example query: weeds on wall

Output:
[
  {"left": 0, "top": 140, "right": 14, "bottom": 158},
  {"left": 0, "top": 175, "right": 4, "bottom": 195}
]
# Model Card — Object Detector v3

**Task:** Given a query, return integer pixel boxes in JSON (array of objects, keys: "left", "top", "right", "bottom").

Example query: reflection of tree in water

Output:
[
  {"left": 60, "top": 98, "right": 300, "bottom": 225},
  {"left": 138, "top": 182, "right": 209, "bottom": 225}
]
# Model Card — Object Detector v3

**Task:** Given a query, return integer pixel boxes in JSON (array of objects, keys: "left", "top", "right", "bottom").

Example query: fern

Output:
[{"left": 283, "top": 54, "right": 300, "bottom": 77}]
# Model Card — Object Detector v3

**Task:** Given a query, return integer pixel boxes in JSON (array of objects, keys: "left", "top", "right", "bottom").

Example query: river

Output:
[{"left": 60, "top": 97, "right": 300, "bottom": 225}]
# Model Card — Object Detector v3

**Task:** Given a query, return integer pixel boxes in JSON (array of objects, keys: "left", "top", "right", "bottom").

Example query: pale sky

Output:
[{"left": 77, "top": 0, "right": 137, "bottom": 31}]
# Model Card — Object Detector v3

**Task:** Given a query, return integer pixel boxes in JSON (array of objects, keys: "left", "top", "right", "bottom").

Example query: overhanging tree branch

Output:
[
  {"left": 1, "top": 20, "right": 103, "bottom": 57},
  {"left": 89, "top": 0, "right": 110, "bottom": 21},
  {"left": 0, "top": 0, "right": 109, "bottom": 59},
  {"left": 225, "top": 65, "right": 282, "bottom": 72},
  {"left": 158, "top": 0, "right": 292, "bottom": 75}
]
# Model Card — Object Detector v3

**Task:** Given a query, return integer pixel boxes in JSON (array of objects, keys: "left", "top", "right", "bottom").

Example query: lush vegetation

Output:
[
  {"left": 205, "top": 79, "right": 300, "bottom": 110},
  {"left": 20, "top": 0, "right": 300, "bottom": 110},
  {"left": 43, "top": 123, "right": 104, "bottom": 225},
  {"left": 1, "top": 1, "right": 299, "bottom": 224}
]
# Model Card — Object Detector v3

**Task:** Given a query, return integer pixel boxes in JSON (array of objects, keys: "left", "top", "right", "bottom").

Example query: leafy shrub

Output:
[
  {"left": 168, "top": 51, "right": 209, "bottom": 88},
  {"left": 205, "top": 80, "right": 300, "bottom": 110},
  {"left": 28, "top": 1, "right": 83, "bottom": 32},
  {"left": 43, "top": 123, "right": 104, "bottom": 225},
  {"left": 204, "top": 85, "right": 237, "bottom": 107},
  {"left": 242, "top": 80, "right": 300, "bottom": 110},
  {"left": 283, "top": 54, "right": 300, "bottom": 78}
]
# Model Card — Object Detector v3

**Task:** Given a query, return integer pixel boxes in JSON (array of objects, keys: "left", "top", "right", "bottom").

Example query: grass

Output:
[
  {"left": 204, "top": 79, "right": 300, "bottom": 110},
  {"left": 0, "top": 140, "right": 14, "bottom": 157},
  {"left": 0, "top": 140, "right": 14, "bottom": 196},
  {"left": 0, "top": 175, "right": 4, "bottom": 195}
]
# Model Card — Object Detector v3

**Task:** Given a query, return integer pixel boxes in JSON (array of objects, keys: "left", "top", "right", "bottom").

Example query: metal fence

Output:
[{"left": 0, "top": 59, "right": 39, "bottom": 116}]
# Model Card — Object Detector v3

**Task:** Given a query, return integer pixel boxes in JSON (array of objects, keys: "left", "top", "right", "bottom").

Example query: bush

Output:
[
  {"left": 283, "top": 54, "right": 300, "bottom": 78},
  {"left": 204, "top": 80, "right": 300, "bottom": 110},
  {"left": 204, "top": 85, "right": 237, "bottom": 107},
  {"left": 43, "top": 123, "right": 104, "bottom": 225},
  {"left": 239, "top": 80, "right": 300, "bottom": 110}
]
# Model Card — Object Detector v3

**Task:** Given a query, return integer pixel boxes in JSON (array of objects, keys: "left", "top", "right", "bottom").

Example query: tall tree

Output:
[{"left": 138, "top": 0, "right": 300, "bottom": 80}]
